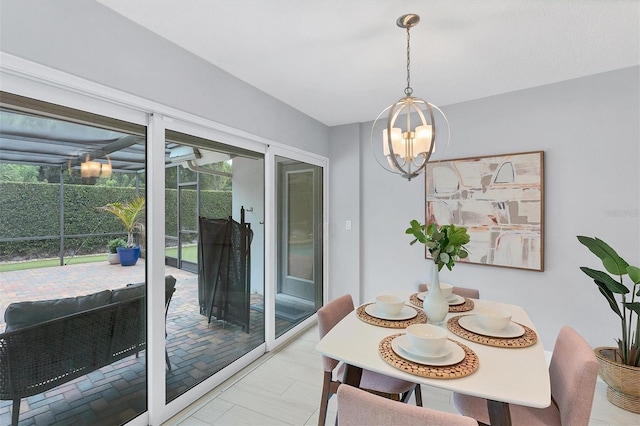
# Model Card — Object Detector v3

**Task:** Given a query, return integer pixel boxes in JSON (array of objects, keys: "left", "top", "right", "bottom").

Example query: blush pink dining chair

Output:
[
  {"left": 453, "top": 326, "right": 599, "bottom": 425},
  {"left": 337, "top": 384, "right": 477, "bottom": 426},
  {"left": 418, "top": 283, "right": 480, "bottom": 299},
  {"left": 317, "top": 294, "right": 422, "bottom": 426}
]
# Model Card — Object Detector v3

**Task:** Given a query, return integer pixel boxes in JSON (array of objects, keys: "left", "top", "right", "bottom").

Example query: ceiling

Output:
[{"left": 96, "top": 0, "right": 639, "bottom": 127}]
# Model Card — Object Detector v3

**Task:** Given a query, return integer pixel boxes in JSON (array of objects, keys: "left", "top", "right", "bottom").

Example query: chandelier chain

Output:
[{"left": 405, "top": 26, "right": 413, "bottom": 96}]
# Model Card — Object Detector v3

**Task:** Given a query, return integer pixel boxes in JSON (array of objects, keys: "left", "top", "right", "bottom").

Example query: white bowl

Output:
[
  {"left": 427, "top": 282, "right": 454, "bottom": 299},
  {"left": 405, "top": 324, "right": 448, "bottom": 355},
  {"left": 476, "top": 306, "right": 512, "bottom": 331},
  {"left": 375, "top": 295, "right": 405, "bottom": 316}
]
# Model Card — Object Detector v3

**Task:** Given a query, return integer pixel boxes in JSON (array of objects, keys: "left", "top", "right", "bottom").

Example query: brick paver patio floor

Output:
[{"left": 0, "top": 260, "right": 298, "bottom": 425}]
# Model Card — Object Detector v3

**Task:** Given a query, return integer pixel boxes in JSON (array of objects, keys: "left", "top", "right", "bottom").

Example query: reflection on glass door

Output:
[
  {"left": 178, "top": 183, "right": 198, "bottom": 272},
  {"left": 275, "top": 157, "right": 322, "bottom": 337},
  {"left": 163, "top": 132, "right": 265, "bottom": 404},
  {"left": 0, "top": 97, "right": 147, "bottom": 425}
]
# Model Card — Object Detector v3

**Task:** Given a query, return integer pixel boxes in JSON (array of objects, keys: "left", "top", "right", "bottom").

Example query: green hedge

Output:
[{"left": 0, "top": 182, "right": 231, "bottom": 261}]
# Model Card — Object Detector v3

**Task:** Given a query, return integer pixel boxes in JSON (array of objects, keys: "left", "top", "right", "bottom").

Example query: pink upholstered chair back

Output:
[
  {"left": 337, "top": 384, "right": 477, "bottom": 426},
  {"left": 549, "top": 326, "right": 599, "bottom": 425},
  {"left": 317, "top": 294, "right": 355, "bottom": 372}
]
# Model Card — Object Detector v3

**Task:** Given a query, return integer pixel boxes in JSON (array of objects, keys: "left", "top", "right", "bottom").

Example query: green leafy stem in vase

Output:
[{"left": 406, "top": 220, "right": 470, "bottom": 271}]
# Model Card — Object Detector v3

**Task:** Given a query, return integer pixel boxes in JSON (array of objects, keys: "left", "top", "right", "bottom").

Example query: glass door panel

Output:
[
  {"left": 275, "top": 157, "right": 322, "bottom": 337},
  {"left": 164, "top": 132, "right": 265, "bottom": 403},
  {"left": 0, "top": 102, "right": 147, "bottom": 425}
]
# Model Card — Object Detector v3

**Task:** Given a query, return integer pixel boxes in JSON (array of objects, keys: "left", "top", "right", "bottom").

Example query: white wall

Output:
[
  {"left": 232, "top": 157, "right": 265, "bottom": 294},
  {"left": 348, "top": 67, "right": 640, "bottom": 350}
]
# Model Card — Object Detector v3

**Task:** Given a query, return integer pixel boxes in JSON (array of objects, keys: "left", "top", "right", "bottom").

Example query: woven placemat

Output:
[
  {"left": 447, "top": 315, "right": 538, "bottom": 348},
  {"left": 409, "top": 293, "right": 474, "bottom": 312},
  {"left": 379, "top": 333, "right": 479, "bottom": 379},
  {"left": 356, "top": 304, "right": 426, "bottom": 328}
]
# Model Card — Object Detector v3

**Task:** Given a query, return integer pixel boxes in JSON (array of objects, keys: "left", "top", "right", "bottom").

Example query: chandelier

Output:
[
  {"left": 372, "top": 14, "right": 449, "bottom": 181},
  {"left": 80, "top": 153, "right": 112, "bottom": 179}
]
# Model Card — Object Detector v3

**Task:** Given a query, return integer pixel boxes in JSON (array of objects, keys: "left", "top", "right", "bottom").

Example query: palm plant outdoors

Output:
[
  {"left": 99, "top": 196, "right": 145, "bottom": 248},
  {"left": 406, "top": 220, "right": 470, "bottom": 270},
  {"left": 578, "top": 236, "right": 640, "bottom": 367}
]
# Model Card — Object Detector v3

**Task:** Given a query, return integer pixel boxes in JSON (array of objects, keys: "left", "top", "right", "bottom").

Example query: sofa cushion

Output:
[
  {"left": 111, "top": 282, "right": 145, "bottom": 303},
  {"left": 4, "top": 289, "right": 112, "bottom": 332},
  {"left": 110, "top": 275, "right": 177, "bottom": 303}
]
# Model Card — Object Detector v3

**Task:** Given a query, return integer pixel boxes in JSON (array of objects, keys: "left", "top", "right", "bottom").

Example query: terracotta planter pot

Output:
[{"left": 594, "top": 347, "right": 640, "bottom": 414}]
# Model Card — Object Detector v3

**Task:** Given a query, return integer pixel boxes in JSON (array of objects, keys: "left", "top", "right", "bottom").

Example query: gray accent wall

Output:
[{"left": 328, "top": 124, "right": 361, "bottom": 301}]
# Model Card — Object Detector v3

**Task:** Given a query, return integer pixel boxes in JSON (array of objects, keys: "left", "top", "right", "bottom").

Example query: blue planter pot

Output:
[{"left": 116, "top": 246, "right": 141, "bottom": 266}]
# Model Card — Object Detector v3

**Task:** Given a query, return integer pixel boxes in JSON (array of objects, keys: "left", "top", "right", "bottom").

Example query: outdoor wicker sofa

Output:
[{"left": 0, "top": 275, "right": 176, "bottom": 426}]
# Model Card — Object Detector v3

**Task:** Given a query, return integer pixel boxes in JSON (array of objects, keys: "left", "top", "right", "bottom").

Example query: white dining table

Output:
[{"left": 315, "top": 295, "right": 551, "bottom": 425}]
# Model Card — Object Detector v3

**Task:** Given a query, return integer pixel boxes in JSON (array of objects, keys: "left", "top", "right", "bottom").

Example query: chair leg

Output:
[
  {"left": 11, "top": 399, "right": 20, "bottom": 426},
  {"left": 415, "top": 384, "right": 423, "bottom": 406},
  {"left": 400, "top": 388, "right": 413, "bottom": 403},
  {"left": 318, "top": 371, "right": 333, "bottom": 426},
  {"left": 399, "top": 384, "right": 422, "bottom": 406}
]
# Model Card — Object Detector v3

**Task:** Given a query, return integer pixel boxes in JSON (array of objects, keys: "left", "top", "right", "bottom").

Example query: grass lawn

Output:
[
  {"left": 0, "top": 245, "right": 199, "bottom": 272},
  {"left": 165, "top": 245, "right": 198, "bottom": 263},
  {"left": 0, "top": 254, "right": 105, "bottom": 272}
]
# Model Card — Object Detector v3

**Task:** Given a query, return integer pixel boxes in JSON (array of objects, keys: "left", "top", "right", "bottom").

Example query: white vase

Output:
[{"left": 423, "top": 264, "right": 449, "bottom": 325}]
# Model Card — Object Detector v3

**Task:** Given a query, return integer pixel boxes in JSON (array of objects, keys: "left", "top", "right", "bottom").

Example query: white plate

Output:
[
  {"left": 447, "top": 294, "right": 466, "bottom": 306},
  {"left": 458, "top": 315, "right": 525, "bottom": 338},
  {"left": 417, "top": 292, "right": 465, "bottom": 306},
  {"left": 364, "top": 304, "right": 417, "bottom": 321},
  {"left": 397, "top": 336, "right": 451, "bottom": 359},
  {"left": 391, "top": 335, "right": 465, "bottom": 366}
]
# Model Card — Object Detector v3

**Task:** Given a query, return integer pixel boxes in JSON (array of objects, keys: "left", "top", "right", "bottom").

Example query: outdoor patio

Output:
[{"left": 0, "top": 260, "right": 289, "bottom": 425}]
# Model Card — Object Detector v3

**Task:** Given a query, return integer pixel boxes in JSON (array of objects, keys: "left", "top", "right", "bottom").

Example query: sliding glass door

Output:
[
  {"left": 0, "top": 93, "right": 148, "bottom": 425},
  {"left": 1, "top": 81, "right": 327, "bottom": 425},
  {"left": 163, "top": 130, "right": 265, "bottom": 403}
]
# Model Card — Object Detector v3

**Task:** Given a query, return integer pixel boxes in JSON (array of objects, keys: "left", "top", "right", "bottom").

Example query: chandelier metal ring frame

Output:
[{"left": 371, "top": 13, "right": 451, "bottom": 181}]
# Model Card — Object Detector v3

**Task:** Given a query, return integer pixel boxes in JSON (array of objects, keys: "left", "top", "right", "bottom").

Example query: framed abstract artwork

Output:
[{"left": 425, "top": 151, "right": 544, "bottom": 271}]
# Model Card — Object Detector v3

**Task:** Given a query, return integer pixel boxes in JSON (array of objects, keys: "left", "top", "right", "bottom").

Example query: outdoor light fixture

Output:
[
  {"left": 81, "top": 153, "right": 112, "bottom": 178},
  {"left": 372, "top": 13, "right": 450, "bottom": 181}
]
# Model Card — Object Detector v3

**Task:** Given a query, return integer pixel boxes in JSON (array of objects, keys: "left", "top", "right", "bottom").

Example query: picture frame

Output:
[{"left": 425, "top": 150, "right": 544, "bottom": 271}]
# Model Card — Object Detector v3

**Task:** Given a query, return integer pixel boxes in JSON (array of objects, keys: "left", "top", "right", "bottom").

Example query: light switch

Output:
[{"left": 345, "top": 220, "right": 352, "bottom": 230}]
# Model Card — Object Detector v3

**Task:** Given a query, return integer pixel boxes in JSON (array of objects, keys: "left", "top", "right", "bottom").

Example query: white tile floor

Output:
[{"left": 164, "top": 324, "right": 640, "bottom": 426}]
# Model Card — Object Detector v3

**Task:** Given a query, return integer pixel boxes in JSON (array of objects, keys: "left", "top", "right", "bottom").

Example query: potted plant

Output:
[
  {"left": 578, "top": 236, "right": 640, "bottom": 413},
  {"left": 107, "top": 238, "right": 126, "bottom": 264},
  {"left": 99, "top": 196, "right": 145, "bottom": 266},
  {"left": 406, "top": 220, "right": 470, "bottom": 324}
]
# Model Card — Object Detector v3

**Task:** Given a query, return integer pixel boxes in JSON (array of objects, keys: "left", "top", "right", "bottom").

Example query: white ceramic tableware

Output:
[
  {"left": 393, "top": 336, "right": 465, "bottom": 366},
  {"left": 458, "top": 315, "right": 525, "bottom": 338},
  {"left": 447, "top": 294, "right": 466, "bottom": 306},
  {"left": 364, "top": 304, "right": 417, "bottom": 321},
  {"left": 405, "top": 323, "right": 447, "bottom": 355},
  {"left": 427, "top": 282, "right": 454, "bottom": 299},
  {"left": 476, "top": 306, "right": 512, "bottom": 331},
  {"left": 375, "top": 295, "right": 405, "bottom": 316}
]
